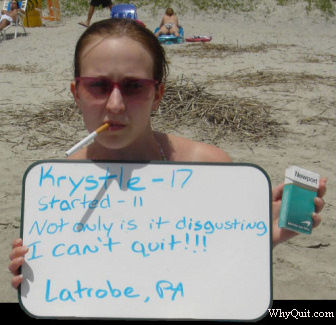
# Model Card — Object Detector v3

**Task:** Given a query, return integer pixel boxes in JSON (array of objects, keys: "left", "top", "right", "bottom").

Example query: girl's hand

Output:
[
  {"left": 8, "top": 238, "right": 28, "bottom": 289},
  {"left": 272, "top": 177, "right": 327, "bottom": 247}
]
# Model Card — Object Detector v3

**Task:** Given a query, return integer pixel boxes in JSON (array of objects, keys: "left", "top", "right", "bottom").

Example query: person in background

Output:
[
  {"left": 79, "top": 0, "right": 113, "bottom": 27},
  {"left": 155, "top": 8, "right": 180, "bottom": 37},
  {"left": 0, "top": 0, "right": 24, "bottom": 31}
]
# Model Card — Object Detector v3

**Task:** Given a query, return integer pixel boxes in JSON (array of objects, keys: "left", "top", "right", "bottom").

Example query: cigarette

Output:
[{"left": 65, "top": 123, "right": 109, "bottom": 157}]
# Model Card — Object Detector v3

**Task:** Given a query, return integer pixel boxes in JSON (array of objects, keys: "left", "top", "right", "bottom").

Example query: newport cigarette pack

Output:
[{"left": 278, "top": 166, "right": 320, "bottom": 234}]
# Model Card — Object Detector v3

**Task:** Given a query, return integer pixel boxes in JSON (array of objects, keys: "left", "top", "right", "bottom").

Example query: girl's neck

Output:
[{"left": 86, "top": 132, "right": 166, "bottom": 161}]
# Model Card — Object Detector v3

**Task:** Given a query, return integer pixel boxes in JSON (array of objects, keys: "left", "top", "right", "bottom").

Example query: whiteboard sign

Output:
[{"left": 19, "top": 160, "right": 272, "bottom": 321}]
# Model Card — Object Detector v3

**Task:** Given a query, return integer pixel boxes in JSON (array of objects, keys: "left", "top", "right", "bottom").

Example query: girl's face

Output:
[{"left": 71, "top": 35, "right": 164, "bottom": 151}]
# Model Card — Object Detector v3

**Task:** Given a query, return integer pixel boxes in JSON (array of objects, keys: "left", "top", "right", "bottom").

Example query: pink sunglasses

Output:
[{"left": 75, "top": 77, "right": 158, "bottom": 101}]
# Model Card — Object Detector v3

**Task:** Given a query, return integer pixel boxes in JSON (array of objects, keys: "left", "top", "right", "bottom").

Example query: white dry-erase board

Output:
[{"left": 19, "top": 160, "right": 272, "bottom": 321}]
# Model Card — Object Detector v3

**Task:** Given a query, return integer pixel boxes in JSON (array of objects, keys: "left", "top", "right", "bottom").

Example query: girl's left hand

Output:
[{"left": 272, "top": 177, "right": 327, "bottom": 247}]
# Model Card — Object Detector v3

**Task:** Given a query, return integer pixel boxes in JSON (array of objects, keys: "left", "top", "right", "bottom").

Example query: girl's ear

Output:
[{"left": 152, "top": 83, "right": 165, "bottom": 111}]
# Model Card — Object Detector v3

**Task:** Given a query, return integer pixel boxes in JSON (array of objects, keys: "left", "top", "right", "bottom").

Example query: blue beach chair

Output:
[{"left": 154, "top": 26, "right": 185, "bottom": 45}]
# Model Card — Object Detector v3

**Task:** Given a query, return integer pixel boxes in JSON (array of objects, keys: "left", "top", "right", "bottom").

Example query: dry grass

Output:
[
  {"left": 0, "top": 101, "right": 82, "bottom": 150},
  {"left": 0, "top": 64, "right": 42, "bottom": 73},
  {"left": 2, "top": 65, "right": 334, "bottom": 150},
  {"left": 153, "top": 77, "right": 283, "bottom": 143},
  {"left": 169, "top": 42, "right": 295, "bottom": 58},
  {"left": 301, "top": 53, "right": 336, "bottom": 63},
  {"left": 208, "top": 70, "right": 336, "bottom": 87},
  {"left": 0, "top": 78, "right": 283, "bottom": 150},
  {"left": 300, "top": 115, "right": 336, "bottom": 126}
]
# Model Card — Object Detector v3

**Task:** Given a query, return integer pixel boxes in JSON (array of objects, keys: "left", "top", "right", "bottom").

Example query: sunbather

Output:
[
  {"left": 155, "top": 8, "right": 180, "bottom": 37},
  {"left": 0, "top": 0, "right": 23, "bottom": 31}
]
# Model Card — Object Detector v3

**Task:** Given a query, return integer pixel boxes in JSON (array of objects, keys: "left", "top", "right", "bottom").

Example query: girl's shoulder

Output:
[{"left": 156, "top": 132, "right": 232, "bottom": 163}]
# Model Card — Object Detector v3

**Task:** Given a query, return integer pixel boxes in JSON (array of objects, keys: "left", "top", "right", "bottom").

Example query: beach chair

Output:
[
  {"left": 1, "top": 0, "right": 27, "bottom": 40},
  {"left": 36, "top": 0, "right": 61, "bottom": 22},
  {"left": 154, "top": 26, "right": 185, "bottom": 45}
]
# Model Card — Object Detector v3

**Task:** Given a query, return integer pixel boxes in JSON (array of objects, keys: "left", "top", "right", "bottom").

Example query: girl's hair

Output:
[
  {"left": 74, "top": 18, "right": 168, "bottom": 83},
  {"left": 165, "top": 8, "right": 174, "bottom": 16}
]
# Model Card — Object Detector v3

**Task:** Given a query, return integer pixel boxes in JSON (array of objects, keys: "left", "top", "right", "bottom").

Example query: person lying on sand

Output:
[{"left": 8, "top": 18, "right": 327, "bottom": 289}]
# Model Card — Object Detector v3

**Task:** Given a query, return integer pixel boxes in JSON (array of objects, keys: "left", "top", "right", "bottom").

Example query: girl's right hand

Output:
[{"left": 8, "top": 238, "right": 28, "bottom": 289}]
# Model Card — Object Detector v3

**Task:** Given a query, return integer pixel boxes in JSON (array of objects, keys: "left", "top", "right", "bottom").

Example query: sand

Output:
[{"left": 0, "top": 0, "right": 335, "bottom": 305}]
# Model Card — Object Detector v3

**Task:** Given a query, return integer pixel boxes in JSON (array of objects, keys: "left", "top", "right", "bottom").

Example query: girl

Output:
[{"left": 9, "top": 18, "right": 327, "bottom": 289}]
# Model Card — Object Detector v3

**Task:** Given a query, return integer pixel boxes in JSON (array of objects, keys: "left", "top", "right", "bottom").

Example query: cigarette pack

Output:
[{"left": 278, "top": 166, "right": 320, "bottom": 234}]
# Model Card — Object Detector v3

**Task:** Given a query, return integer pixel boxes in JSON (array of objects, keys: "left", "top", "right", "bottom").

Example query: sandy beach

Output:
[{"left": 0, "top": 0, "right": 335, "bottom": 306}]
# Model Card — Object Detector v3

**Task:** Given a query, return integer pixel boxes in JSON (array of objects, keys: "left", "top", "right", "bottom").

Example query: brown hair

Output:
[
  {"left": 11, "top": 0, "right": 19, "bottom": 8},
  {"left": 74, "top": 18, "right": 168, "bottom": 83},
  {"left": 165, "top": 8, "right": 174, "bottom": 16}
]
